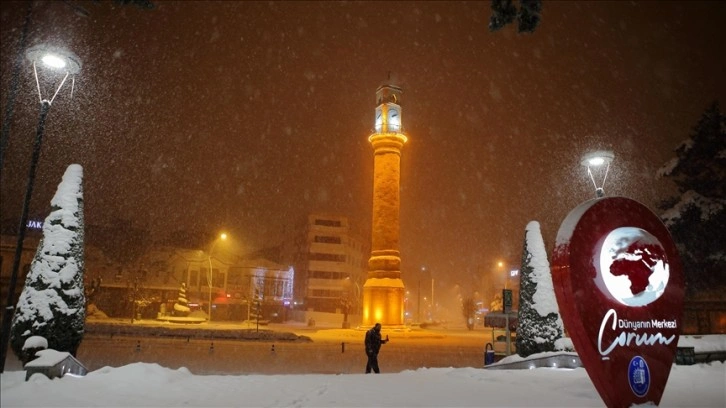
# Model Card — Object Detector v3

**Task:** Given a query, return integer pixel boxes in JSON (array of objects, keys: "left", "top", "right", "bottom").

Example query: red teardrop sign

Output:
[{"left": 552, "top": 197, "right": 684, "bottom": 407}]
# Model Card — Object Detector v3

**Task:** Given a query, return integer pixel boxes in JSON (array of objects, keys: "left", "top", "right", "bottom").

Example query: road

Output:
[{"left": 74, "top": 326, "right": 492, "bottom": 375}]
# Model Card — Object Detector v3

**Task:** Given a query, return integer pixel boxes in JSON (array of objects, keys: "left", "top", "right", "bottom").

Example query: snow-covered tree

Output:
[
  {"left": 490, "top": 292, "right": 503, "bottom": 312},
  {"left": 127, "top": 271, "right": 154, "bottom": 321},
  {"left": 489, "top": 0, "right": 542, "bottom": 33},
  {"left": 461, "top": 298, "right": 477, "bottom": 330},
  {"left": 658, "top": 101, "right": 726, "bottom": 295},
  {"left": 173, "top": 282, "right": 190, "bottom": 316},
  {"left": 10, "top": 164, "right": 86, "bottom": 360},
  {"left": 516, "top": 221, "right": 564, "bottom": 358}
]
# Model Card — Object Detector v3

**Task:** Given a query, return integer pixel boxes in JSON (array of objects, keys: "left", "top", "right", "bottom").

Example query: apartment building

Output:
[{"left": 284, "top": 214, "right": 368, "bottom": 313}]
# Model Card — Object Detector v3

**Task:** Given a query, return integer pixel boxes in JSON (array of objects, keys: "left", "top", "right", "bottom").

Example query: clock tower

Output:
[{"left": 362, "top": 82, "right": 407, "bottom": 326}]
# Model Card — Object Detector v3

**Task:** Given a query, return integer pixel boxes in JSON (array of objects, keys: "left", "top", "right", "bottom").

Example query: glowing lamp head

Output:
[
  {"left": 580, "top": 150, "right": 614, "bottom": 168},
  {"left": 220, "top": 233, "right": 228, "bottom": 241},
  {"left": 26, "top": 44, "right": 82, "bottom": 74},
  {"left": 588, "top": 157, "right": 606, "bottom": 166},
  {"left": 580, "top": 150, "right": 615, "bottom": 198},
  {"left": 41, "top": 54, "right": 67, "bottom": 69}
]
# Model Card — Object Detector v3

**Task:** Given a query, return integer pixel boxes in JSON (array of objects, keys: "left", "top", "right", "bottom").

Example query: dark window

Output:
[
  {"left": 227, "top": 268, "right": 248, "bottom": 285},
  {"left": 310, "top": 270, "right": 349, "bottom": 279},
  {"left": 309, "top": 253, "right": 346, "bottom": 262},
  {"left": 190, "top": 270, "right": 199, "bottom": 289},
  {"left": 314, "top": 219, "right": 341, "bottom": 227},
  {"left": 314, "top": 235, "right": 341, "bottom": 244},
  {"left": 311, "top": 289, "right": 344, "bottom": 298},
  {"left": 201, "top": 268, "right": 224, "bottom": 288}
]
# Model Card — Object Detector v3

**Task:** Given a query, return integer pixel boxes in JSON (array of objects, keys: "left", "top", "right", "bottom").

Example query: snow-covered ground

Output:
[{"left": 2, "top": 334, "right": 724, "bottom": 407}]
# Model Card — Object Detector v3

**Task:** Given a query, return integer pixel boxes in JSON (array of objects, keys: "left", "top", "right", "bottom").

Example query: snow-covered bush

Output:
[
  {"left": 10, "top": 164, "right": 86, "bottom": 359},
  {"left": 173, "top": 282, "right": 191, "bottom": 316},
  {"left": 19, "top": 335, "right": 48, "bottom": 365},
  {"left": 516, "top": 221, "right": 564, "bottom": 357}
]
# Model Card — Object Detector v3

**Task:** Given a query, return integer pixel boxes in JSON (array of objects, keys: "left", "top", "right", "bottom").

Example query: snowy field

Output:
[
  {"left": 1, "top": 360, "right": 724, "bottom": 407},
  {"left": 2, "top": 335, "right": 724, "bottom": 407}
]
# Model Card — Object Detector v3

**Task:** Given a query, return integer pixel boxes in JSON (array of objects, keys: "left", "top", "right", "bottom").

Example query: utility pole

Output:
[
  {"left": 417, "top": 279, "right": 421, "bottom": 323},
  {"left": 431, "top": 278, "right": 434, "bottom": 320}
]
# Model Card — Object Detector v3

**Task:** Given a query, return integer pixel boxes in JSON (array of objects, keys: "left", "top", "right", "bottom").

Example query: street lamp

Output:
[
  {"left": 207, "top": 232, "right": 228, "bottom": 322},
  {"left": 419, "top": 266, "right": 435, "bottom": 323},
  {"left": 342, "top": 276, "right": 353, "bottom": 329},
  {"left": 581, "top": 150, "right": 614, "bottom": 198},
  {"left": 497, "top": 260, "right": 506, "bottom": 289},
  {"left": 0, "top": 44, "right": 81, "bottom": 374}
]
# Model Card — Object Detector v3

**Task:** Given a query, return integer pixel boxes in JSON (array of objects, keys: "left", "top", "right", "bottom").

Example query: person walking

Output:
[{"left": 364, "top": 322, "right": 389, "bottom": 373}]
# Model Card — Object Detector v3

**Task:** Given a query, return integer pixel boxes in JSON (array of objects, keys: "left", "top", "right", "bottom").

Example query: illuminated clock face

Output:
[
  {"left": 375, "top": 109, "right": 383, "bottom": 132},
  {"left": 388, "top": 108, "right": 400, "bottom": 130}
]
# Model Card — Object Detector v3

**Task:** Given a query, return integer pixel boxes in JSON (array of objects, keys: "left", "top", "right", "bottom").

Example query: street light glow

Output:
[
  {"left": 580, "top": 150, "right": 615, "bottom": 198},
  {"left": 580, "top": 150, "right": 614, "bottom": 168},
  {"left": 25, "top": 44, "right": 82, "bottom": 105},
  {"left": 207, "top": 232, "right": 230, "bottom": 322},
  {"left": 41, "top": 54, "right": 67, "bottom": 69},
  {"left": 26, "top": 44, "right": 82, "bottom": 74}
]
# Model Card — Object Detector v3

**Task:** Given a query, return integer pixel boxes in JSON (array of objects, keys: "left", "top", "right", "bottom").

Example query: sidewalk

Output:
[{"left": 83, "top": 317, "right": 485, "bottom": 343}]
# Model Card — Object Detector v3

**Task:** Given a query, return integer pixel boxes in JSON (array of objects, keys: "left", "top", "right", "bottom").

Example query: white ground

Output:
[{"left": 1, "top": 330, "right": 724, "bottom": 407}]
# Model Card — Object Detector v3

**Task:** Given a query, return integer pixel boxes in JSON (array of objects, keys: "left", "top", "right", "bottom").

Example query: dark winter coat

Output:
[{"left": 364, "top": 327, "right": 386, "bottom": 355}]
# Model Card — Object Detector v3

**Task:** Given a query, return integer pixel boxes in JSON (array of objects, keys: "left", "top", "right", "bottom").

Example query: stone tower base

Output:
[{"left": 362, "top": 277, "right": 404, "bottom": 326}]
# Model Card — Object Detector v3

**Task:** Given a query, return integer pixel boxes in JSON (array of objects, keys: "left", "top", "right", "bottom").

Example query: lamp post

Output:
[
  {"left": 419, "top": 266, "right": 434, "bottom": 322},
  {"left": 431, "top": 276, "right": 435, "bottom": 319},
  {"left": 581, "top": 150, "right": 614, "bottom": 198},
  {"left": 497, "top": 260, "right": 506, "bottom": 289},
  {"left": 417, "top": 267, "right": 422, "bottom": 323},
  {"left": 207, "top": 232, "right": 227, "bottom": 322},
  {"left": 0, "top": 44, "right": 81, "bottom": 374},
  {"left": 342, "top": 277, "right": 352, "bottom": 329}
]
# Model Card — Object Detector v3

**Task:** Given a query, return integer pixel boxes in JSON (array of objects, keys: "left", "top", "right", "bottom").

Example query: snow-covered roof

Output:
[{"left": 24, "top": 349, "right": 76, "bottom": 368}]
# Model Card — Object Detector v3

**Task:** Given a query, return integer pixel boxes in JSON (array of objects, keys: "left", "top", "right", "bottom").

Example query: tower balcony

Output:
[{"left": 368, "top": 131, "right": 408, "bottom": 151}]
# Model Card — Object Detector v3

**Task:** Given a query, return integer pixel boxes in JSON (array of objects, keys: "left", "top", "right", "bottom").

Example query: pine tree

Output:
[
  {"left": 173, "top": 282, "right": 190, "bottom": 316},
  {"left": 516, "top": 221, "right": 564, "bottom": 358},
  {"left": 10, "top": 164, "right": 86, "bottom": 361},
  {"left": 658, "top": 101, "right": 726, "bottom": 295},
  {"left": 489, "top": 0, "right": 542, "bottom": 33},
  {"left": 461, "top": 298, "right": 477, "bottom": 330},
  {"left": 250, "top": 289, "right": 263, "bottom": 321},
  {"left": 517, "top": 0, "right": 542, "bottom": 33},
  {"left": 488, "top": 0, "right": 517, "bottom": 32}
]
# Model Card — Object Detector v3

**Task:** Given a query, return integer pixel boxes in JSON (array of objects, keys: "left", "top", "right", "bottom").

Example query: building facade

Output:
[
  {"left": 93, "top": 247, "right": 293, "bottom": 322},
  {"left": 285, "top": 214, "right": 368, "bottom": 314}
]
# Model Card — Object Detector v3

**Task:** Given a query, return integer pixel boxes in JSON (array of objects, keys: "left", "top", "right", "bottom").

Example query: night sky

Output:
[{"left": 1, "top": 1, "right": 725, "bottom": 296}]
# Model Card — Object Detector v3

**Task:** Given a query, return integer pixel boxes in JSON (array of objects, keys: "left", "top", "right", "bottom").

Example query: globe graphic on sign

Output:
[{"left": 596, "top": 227, "right": 669, "bottom": 307}]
